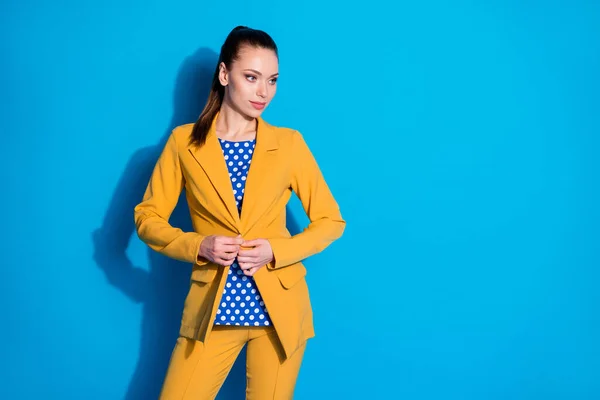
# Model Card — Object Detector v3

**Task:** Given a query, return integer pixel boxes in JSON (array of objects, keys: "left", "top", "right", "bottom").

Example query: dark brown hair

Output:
[{"left": 190, "top": 26, "right": 278, "bottom": 146}]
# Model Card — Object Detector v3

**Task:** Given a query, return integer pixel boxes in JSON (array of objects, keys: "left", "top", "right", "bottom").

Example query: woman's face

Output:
[{"left": 219, "top": 45, "right": 279, "bottom": 118}]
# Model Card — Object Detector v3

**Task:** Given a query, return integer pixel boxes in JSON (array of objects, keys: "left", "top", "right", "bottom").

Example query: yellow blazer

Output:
[{"left": 133, "top": 115, "right": 345, "bottom": 359}]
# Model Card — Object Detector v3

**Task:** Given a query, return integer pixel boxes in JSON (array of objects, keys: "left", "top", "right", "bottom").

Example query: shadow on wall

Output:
[{"left": 91, "top": 47, "right": 303, "bottom": 399}]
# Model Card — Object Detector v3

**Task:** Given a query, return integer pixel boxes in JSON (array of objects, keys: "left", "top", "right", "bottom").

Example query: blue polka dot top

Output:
[{"left": 214, "top": 138, "right": 272, "bottom": 327}]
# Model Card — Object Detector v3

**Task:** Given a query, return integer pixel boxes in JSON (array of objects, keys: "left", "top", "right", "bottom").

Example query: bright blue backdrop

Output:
[{"left": 2, "top": 0, "right": 599, "bottom": 399}]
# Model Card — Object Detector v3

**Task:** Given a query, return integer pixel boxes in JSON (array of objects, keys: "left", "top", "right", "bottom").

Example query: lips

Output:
[{"left": 250, "top": 101, "right": 266, "bottom": 110}]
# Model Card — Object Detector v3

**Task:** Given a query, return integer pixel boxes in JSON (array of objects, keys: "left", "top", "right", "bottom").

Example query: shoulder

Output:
[
  {"left": 168, "top": 123, "right": 195, "bottom": 149},
  {"left": 261, "top": 118, "right": 304, "bottom": 147},
  {"left": 171, "top": 123, "right": 195, "bottom": 142}
]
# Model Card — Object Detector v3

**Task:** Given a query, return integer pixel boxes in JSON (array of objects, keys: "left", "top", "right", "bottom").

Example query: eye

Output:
[
  {"left": 268, "top": 78, "right": 278, "bottom": 85},
  {"left": 245, "top": 75, "right": 257, "bottom": 82}
]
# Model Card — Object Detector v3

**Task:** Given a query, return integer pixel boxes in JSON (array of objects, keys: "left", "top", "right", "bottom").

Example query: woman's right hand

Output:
[{"left": 199, "top": 235, "right": 244, "bottom": 266}]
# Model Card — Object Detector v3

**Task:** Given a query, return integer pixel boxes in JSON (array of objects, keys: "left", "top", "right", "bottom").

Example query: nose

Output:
[{"left": 256, "top": 81, "right": 268, "bottom": 99}]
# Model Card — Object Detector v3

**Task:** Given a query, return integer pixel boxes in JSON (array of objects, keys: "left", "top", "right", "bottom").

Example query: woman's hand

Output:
[
  {"left": 237, "top": 239, "right": 274, "bottom": 276},
  {"left": 199, "top": 235, "right": 244, "bottom": 266}
]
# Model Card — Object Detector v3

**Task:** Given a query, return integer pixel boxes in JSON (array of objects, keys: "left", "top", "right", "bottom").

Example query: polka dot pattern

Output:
[{"left": 214, "top": 138, "right": 271, "bottom": 327}]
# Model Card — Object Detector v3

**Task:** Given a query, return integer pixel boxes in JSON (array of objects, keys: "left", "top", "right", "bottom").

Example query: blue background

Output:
[{"left": 2, "top": 0, "right": 599, "bottom": 399}]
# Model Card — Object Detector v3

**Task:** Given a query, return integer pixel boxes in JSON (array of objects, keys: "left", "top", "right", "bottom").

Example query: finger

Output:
[
  {"left": 219, "top": 235, "right": 244, "bottom": 246},
  {"left": 241, "top": 239, "right": 262, "bottom": 247},
  {"left": 244, "top": 266, "right": 260, "bottom": 276},
  {"left": 238, "top": 262, "right": 254, "bottom": 271},
  {"left": 213, "top": 248, "right": 236, "bottom": 258},
  {"left": 238, "top": 248, "right": 260, "bottom": 258},
  {"left": 220, "top": 253, "right": 237, "bottom": 262},
  {"left": 242, "top": 262, "right": 262, "bottom": 271},
  {"left": 216, "top": 244, "right": 241, "bottom": 253},
  {"left": 215, "top": 257, "right": 234, "bottom": 266},
  {"left": 236, "top": 256, "right": 256, "bottom": 264}
]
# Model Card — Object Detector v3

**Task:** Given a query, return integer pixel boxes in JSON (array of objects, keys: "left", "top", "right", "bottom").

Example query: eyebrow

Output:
[{"left": 243, "top": 69, "right": 279, "bottom": 77}]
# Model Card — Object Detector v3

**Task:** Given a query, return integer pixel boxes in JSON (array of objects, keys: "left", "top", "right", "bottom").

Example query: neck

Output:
[{"left": 215, "top": 103, "right": 257, "bottom": 141}]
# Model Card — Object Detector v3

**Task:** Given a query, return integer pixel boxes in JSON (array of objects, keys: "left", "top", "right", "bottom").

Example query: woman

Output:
[{"left": 134, "top": 25, "right": 345, "bottom": 399}]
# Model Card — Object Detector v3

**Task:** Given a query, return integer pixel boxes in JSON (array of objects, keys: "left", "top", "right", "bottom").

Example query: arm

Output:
[
  {"left": 267, "top": 131, "right": 346, "bottom": 269},
  {"left": 133, "top": 131, "right": 208, "bottom": 266}
]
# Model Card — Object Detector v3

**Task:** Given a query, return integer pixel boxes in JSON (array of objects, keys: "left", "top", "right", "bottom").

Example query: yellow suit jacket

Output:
[{"left": 134, "top": 115, "right": 345, "bottom": 359}]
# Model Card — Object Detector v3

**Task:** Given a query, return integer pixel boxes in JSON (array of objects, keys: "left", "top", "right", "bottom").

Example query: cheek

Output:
[
  {"left": 230, "top": 80, "right": 253, "bottom": 100},
  {"left": 268, "top": 86, "right": 277, "bottom": 100}
]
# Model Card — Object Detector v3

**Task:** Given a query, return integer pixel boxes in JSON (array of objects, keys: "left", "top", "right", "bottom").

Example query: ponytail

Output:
[{"left": 190, "top": 68, "right": 223, "bottom": 146}]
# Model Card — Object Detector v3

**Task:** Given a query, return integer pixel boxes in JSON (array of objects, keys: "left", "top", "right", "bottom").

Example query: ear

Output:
[{"left": 218, "top": 62, "right": 228, "bottom": 86}]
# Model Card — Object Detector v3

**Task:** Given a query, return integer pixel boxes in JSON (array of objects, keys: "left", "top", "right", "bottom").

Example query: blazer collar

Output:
[{"left": 187, "top": 113, "right": 279, "bottom": 233}]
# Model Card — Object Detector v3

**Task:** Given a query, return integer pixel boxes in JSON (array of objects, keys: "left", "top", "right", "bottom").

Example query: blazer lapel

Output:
[
  {"left": 240, "top": 117, "right": 279, "bottom": 234},
  {"left": 187, "top": 117, "right": 241, "bottom": 231}
]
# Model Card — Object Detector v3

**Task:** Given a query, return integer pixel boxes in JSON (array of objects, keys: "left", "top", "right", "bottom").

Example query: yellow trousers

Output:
[{"left": 159, "top": 325, "right": 306, "bottom": 399}]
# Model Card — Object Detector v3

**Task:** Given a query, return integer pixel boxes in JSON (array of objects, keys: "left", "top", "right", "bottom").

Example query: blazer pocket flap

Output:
[
  {"left": 191, "top": 266, "right": 218, "bottom": 283},
  {"left": 274, "top": 263, "right": 307, "bottom": 289}
]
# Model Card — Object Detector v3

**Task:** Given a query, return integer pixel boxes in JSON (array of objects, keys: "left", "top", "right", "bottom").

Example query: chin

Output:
[{"left": 246, "top": 107, "right": 266, "bottom": 119}]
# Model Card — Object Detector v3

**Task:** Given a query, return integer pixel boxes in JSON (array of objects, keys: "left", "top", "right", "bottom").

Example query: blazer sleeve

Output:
[
  {"left": 267, "top": 130, "right": 346, "bottom": 269},
  {"left": 133, "top": 131, "right": 208, "bottom": 266}
]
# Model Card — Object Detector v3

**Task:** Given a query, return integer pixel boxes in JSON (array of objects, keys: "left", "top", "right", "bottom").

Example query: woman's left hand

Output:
[{"left": 237, "top": 238, "right": 274, "bottom": 276}]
